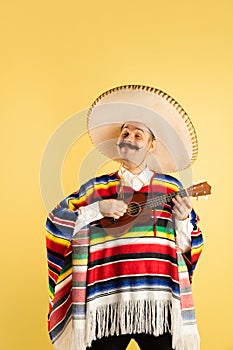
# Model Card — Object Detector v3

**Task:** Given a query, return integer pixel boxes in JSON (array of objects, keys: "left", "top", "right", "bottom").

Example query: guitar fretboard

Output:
[{"left": 146, "top": 189, "right": 188, "bottom": 209}]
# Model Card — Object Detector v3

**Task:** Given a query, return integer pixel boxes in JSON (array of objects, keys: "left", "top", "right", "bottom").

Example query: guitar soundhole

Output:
[{"left": 127, "top": 202, "right": 141, "bottom": 217}]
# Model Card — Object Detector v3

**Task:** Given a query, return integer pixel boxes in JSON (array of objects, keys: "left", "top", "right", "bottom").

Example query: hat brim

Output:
[{"left": 87, "top": 86, "right": 198, "bottom": 173}]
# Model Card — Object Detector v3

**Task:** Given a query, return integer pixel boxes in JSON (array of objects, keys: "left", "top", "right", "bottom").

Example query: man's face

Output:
[{"left": 117, "top": 122, "right": 154, "bottom": 166}]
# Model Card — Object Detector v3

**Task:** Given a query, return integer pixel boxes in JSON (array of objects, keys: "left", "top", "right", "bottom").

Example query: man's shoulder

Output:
[
  {"left": 153, "top": 172, "right": 183, "bottom": 189},
  {"left": 83, "top": 171, "right": 119, "bottom": 187}
]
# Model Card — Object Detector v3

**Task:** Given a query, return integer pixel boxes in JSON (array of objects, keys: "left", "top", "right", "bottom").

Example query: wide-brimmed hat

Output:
[{"left": 87, "top": 85, "right": 198, "bottom": 173}]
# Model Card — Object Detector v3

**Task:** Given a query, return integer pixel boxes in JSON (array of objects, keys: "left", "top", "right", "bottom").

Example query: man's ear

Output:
[{"left": 149, "top": 139, "right": 156, "bottom": 153}]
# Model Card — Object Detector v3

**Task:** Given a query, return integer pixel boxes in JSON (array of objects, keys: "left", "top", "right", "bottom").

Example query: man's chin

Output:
[
  {"left": 119, "top": 154, "right": 142, "bottom": 166},
  {"left": 119, "top": 149, "right": 136, "bottom": 159}
]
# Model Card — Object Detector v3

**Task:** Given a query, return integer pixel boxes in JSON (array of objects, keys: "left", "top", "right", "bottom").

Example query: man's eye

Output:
[
  {"left": 122, "top": 132, "right": 129, "bottom": 137},
  {"left": 135, "top": 134, "right": 142, "bottom": 139}
]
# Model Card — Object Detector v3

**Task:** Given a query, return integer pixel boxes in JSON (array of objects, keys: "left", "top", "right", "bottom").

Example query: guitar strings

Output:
[
  {"left": 126, "top": 189, "right": 186, "bottom": 214},
  {"left": 117, "top": 167, "right": 187, "bottom": 215}
]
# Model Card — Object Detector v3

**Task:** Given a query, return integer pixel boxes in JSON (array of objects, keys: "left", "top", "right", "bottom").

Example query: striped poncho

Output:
[{"left": 46, "top": 172, "right": 203, "bottom": 350}]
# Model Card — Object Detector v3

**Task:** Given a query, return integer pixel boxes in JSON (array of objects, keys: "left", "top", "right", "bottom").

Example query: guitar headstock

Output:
[{"left": 187, "top": 181, "right": 211, "bottom": 198}]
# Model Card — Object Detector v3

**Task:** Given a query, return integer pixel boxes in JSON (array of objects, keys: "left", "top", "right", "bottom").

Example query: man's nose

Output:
[{"left": 124, "top": 134, "right": 134, "bottom": 143}]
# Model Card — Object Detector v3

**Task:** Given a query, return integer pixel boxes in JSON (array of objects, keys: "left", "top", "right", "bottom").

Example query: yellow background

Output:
[{"left": 1, "top": 1, "right": 233, "bottom": 349}]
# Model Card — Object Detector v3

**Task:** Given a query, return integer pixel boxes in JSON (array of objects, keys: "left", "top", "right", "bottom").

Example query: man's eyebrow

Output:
[
  {"left": 134, "top": 127, "right": 145, "bottom": 133},
  {"left": 121, "top": 125, "right": 146, "bottom": 133}
]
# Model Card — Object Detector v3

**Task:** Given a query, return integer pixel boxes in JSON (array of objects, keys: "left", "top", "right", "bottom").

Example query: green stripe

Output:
[
  {"left": 156, "top": 225, "right": 174, "bottom": 234},
  {"left": 60, "top": 262, "right": 72, "bottom": 273},
  {"left": 73, "top": 253, "right": 88, "bottom": 260}
]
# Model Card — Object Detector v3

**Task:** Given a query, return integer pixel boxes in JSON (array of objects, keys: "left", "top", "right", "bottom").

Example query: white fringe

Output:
[
  {"left": 53, "top": 300, "right": 200, "bottom": 350},
  {"left": 87, "top": 299, "right": 167, "bottom": 343},
  {"left": 173, "top": 324, "right": 200, "bottom": 350},
  {"left": 86, "top": 298, "right": 182, "bottom": 349},
  {"left": 53, "top": 319, "right": 86, "bottom": 350}
]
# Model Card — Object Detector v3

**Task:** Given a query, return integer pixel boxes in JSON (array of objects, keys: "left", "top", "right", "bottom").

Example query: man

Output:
[
  {"left": 98, "top": 121, "right": 192, "bottom": 222},
  {"left": 46, "top": 85, "right": 203, "bottom": 350}
]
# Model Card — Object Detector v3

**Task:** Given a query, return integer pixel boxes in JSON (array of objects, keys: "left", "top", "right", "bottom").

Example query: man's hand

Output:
[
  {"left": 172, "top": 195, "right": 192, "bottom": 221},
  {"left": 99, "top": 199, "right": 128, "bottom": 219}
]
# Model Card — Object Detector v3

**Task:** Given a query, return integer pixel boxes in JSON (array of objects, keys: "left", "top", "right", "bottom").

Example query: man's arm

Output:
[
  {"left": 73, "top": 199, "right": 127, "bottom": 234},
  {"left": 172, "top": 194, "right": 204, "bottom": 280},
  {"left": 172, "top": 195, "right": 193, "bottom": 253}
]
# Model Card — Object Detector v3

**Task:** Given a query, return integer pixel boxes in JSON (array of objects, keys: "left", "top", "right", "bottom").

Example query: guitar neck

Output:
[{"left": 146, "top": 188, "right": 187, "bottom": 209}]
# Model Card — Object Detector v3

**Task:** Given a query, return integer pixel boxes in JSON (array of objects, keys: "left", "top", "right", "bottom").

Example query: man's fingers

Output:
[
  {"left": 99, "top": 199, "right": 128, "bottom": 218},
  {"left": 182, "top": 197, "right": 193, "bottom": 210},
  {"left": 172, "top": 195, "right": 192, "bottom": 209},
  {"left": 172, "top": 195, "right": 192, "bottom": 220},
  {"left": 111, "top": 211, "right": 125, "bottom": 219}
]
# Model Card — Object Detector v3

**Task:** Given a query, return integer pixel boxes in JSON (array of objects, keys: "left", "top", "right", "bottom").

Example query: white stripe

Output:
[{"left": 90, "top": 237, "right": 175, "bottom": 252}]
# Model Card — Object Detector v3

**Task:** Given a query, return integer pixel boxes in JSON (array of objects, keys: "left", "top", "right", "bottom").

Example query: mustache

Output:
[{"left": 117, "top": 142, "right": 141, "bottom": 151}]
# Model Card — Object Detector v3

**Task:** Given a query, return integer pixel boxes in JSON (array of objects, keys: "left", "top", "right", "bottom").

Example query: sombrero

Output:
[{"left": 87, "top": 85, "right": 198, "bottom": 173}]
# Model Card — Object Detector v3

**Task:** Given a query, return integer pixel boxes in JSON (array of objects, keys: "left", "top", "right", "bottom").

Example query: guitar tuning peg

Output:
[{"left": 205, "top": 195, "right": 208, "bottom": 200}]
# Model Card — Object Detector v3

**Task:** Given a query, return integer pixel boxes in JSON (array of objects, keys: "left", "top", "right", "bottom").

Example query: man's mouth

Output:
[{"left": 117, "top": 142, "right": 140, "bottom": 151}]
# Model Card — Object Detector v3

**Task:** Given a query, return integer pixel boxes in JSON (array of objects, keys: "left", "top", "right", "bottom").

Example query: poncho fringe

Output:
[{"left": 53, "top": 297, "right": 200, "bottom": 350}]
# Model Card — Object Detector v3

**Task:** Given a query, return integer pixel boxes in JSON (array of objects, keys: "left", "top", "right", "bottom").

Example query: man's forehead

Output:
[{"left": 121, "top": 122, "right": 150, "bottom": 133}]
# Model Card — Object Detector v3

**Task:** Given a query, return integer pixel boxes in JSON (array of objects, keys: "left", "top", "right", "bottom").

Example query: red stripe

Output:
[
  {"left": 53, "top": 279, "right": 72, "bottom": 303},
  {"left": 49, "top": 294, "right": 72, "bottom": 329},
  {"left": 89, "top": 243, "right": 177, "bottom": 262},
  {"left": 49, "top": 213, "right": 75, "bottom": 227},
  {"left": 180, "top": 293, "right": 194, "bottom": 309},
  {"left": 88, "top": 260, "right": 178, "bottom": 284},
  {"left": 95, "top": 186, "right": 118, "bottom": 198},
  {"left": 49, "top": 269, "right": 59, "bottom": 282},
  {"left": 179, "top": 276, "right": 191, "bottom": 288},
  {"left": 73, "top": 237, "right": 89, "bottom": 245},
  {"left": 72, "top": 288, "right": 86, "bottom": 303},
  {"left": 155, "top": 210, "right": 172, "bottom": 219},
  {"left": 151, "top": 184, "right": 176, "bottom": 193},
  {"left": 46, "top": 236, "right": 71, "bottom": 255},
  {"left": 72, "top": 270, "right": 87, "bottom": 282}
]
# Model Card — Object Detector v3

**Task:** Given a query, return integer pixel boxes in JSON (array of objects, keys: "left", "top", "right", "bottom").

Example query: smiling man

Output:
[
  {"left": 45, "top": 85, "right": 204, "bottom": 350},
  {"left": 118, "top": 122, "right": 156, "bottom": 171}
]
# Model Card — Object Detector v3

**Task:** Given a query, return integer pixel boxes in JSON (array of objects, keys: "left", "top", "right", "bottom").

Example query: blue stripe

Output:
[
  {"left": 46, "top": 218, "right": 74, "bottom": 240},
  {"left": 47, "top": 252, "right": 64, "bottom": 268},
  {"left": 87, "top": 275, "right": 179, "bottom": 299},
  {"left": 191, "top": 235, "right": 204, "bottom": 248}
]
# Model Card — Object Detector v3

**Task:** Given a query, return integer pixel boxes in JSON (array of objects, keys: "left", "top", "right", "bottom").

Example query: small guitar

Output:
[{"left": 100, "top": 181, "right": 211, "bottom": 237}]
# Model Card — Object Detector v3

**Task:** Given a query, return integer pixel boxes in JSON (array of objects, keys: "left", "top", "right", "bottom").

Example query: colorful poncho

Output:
[{"left": 46, "top": 172, "right": 203, "bottom": 350}]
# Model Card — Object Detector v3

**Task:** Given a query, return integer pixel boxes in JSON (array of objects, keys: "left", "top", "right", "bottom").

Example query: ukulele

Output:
[{"left": 100, "top": 181, "right": 211, "bottom": 237}]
